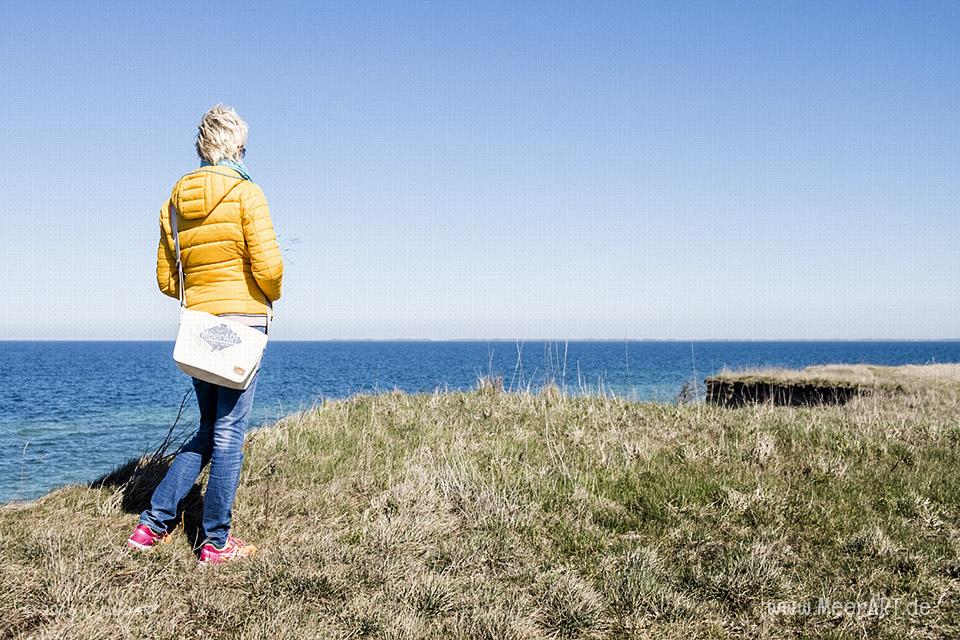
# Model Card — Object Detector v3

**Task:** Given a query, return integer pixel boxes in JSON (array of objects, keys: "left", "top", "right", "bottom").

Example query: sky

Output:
[{"left": 1, "top": 1, "right": 958, "bottom": 340}]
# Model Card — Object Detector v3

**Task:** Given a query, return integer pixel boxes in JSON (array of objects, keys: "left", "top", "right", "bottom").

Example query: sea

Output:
[{"left": 2, "top": 340, "right": 959, "bottom": 503}]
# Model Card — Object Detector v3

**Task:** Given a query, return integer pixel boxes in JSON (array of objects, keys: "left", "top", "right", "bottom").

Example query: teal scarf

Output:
[{"left": 200, "top": 157, "right": 252, "bottom": 181}]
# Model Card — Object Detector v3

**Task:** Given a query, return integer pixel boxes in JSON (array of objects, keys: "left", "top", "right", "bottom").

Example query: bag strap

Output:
[
  {"left": 168, "top": 202, "right": 186, "bottom": 309},
  {"left": 168, "top": 201, "right": 272, "bottom": 333}
]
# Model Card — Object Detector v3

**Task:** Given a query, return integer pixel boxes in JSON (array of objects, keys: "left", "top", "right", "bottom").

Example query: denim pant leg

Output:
[
  {"left": 139, "top": 378, "right": 219, "bottom": 534},
  {"left": 200, "top": 369, "right": 260, "bottom": 548}
]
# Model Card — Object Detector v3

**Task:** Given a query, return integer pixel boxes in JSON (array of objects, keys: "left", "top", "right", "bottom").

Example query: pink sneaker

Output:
[
  {"left": 126, "top": 524, "right": 171, "bottom": 550},
  {"left": 198, "top": 536, "right": 258, "bottom": 566}
]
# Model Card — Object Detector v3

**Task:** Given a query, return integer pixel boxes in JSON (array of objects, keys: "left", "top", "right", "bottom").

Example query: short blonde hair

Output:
[{"left": 195, "top": 104, "right": 248, "bottom": 164}]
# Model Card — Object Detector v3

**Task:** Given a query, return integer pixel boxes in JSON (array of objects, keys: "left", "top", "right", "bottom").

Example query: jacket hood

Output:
[{"left": 172, "top": 167, "right": 245, "bottom": 220}]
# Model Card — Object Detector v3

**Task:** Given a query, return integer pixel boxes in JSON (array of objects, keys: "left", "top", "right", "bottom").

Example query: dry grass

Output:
[
  {"left": 3, "top": 375, "right": 960, "bottom": 638},
  {"left": 709, "top": 363, "right": 960, "bottom": 390}
]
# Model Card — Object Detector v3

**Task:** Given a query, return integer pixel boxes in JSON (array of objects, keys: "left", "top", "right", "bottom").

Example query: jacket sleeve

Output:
[
  {"left": 156, "top": 200, "right": 180, "bottom": 299},
  {"left": 240, "top": 184, "right": 284, "bottom": 302}
]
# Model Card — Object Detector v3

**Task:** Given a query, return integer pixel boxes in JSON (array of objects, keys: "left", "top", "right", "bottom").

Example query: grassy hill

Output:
[{"left": 3, "top": 371, "right": 960, "bottom": 639}]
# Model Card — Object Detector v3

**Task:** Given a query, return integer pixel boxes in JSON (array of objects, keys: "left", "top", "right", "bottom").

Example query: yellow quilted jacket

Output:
[{"left": 156, "top": 165, "right": 283, "bottom": 316}]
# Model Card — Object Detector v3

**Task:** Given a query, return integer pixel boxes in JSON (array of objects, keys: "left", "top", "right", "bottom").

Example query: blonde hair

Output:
[{"left": 195, "top": 104, "right": 248, "bottom": 164}]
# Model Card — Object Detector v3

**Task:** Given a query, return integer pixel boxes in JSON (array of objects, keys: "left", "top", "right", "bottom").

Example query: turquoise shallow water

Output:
[{"left": 2, "top": 340, "right": 959, "bottom": 503}]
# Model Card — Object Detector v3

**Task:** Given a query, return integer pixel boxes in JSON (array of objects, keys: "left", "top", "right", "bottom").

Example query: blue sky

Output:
[{"left": 1, "top": 1, "right": 958, "bottom": 339}]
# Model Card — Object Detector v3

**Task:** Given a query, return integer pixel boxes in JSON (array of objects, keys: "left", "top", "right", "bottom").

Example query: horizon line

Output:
[{"left": 3, "top": 338, "right": 960, "bottom": 343}]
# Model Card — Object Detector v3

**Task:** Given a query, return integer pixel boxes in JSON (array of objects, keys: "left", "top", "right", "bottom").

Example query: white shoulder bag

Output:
[{"left": 168, "top": 203, "right": 270, "bottom": 390}]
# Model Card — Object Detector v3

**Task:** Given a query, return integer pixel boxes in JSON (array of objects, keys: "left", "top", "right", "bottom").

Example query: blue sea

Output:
[{"left": 2, "top": 340, "right": 959, "bottom": 503}]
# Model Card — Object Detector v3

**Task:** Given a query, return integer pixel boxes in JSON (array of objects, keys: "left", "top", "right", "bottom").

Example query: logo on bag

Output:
[{"left": 200, "top": 324, "right": 242, "bottom": 351}]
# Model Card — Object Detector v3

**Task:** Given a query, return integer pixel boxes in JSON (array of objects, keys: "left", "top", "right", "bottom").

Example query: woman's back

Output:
[{"left": 156, "top": 164, "right": 282, "bottom": 316}]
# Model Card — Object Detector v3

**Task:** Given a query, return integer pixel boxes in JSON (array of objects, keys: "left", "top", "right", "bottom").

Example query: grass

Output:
[
  {"left": 707, "top": 363, "right": 960, "bottom": 390},
  {"left": 3, "top": 371, "right": 960, "bottom": 638}
]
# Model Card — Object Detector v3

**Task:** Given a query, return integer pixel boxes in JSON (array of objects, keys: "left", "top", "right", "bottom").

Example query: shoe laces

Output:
[{"left": 207, "top": 536, "right": 246, "bottom": 554}]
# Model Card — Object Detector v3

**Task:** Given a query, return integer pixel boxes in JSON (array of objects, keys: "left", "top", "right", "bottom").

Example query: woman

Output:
[{"left": 126, "top": 104, "right": 283, "bottom": 565}]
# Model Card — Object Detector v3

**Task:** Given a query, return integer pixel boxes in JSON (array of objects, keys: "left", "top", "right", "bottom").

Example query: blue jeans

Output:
[{"left": 140, "top": 337, "right": 264, "bottom": 548}]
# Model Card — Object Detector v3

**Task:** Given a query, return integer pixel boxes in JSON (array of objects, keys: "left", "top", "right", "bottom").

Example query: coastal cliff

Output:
[{"left": 706, "top": 363, "right": 960, "bottom": 407}]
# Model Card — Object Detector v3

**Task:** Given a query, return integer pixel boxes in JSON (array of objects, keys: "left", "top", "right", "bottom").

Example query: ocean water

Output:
[{"left": 2, "top": 340, "right": 958, "bottom": 503}]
